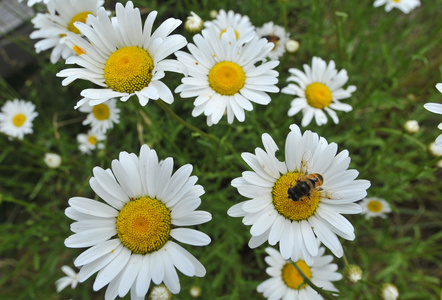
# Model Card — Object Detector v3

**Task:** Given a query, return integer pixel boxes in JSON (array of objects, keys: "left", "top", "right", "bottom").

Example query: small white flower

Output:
[
  {"left": 380, "top": 283, "right": 399, "bottom": 300},
  {"left": 360, "top": 197, "right": 392, "bottom": 219},
  {"left": 55, "top": 265, "right": 79, "bottom": 292},
  {"left": 30, "top": 0, "right": 105, "bottom": 64},
  {"left": 428, "top": 142, "right": 442, "bottom": 157},
  {"left": 256, "top": 22, "right": 290, "bottom": 60},
  {"left": 57, "top": 1, "right": 187, "bottom": 109},
  {"left": 185, "top": 11, "right": 203, "bottom": 33},
  {"left": 403, "top": 120, "right": 419, "bottom": 133},
  {"left": 77, "top": 130, "right": 105, "bottom": 154},
  {"left": 373, "top": 0, "right": 421, "bottom": 14},
  {"left": 79, "top": 98, "right": 120, "bottom": 134},
  {"left": 209, "top": 10, "right": 218, "bottom": 19},
  {"left": 344, "top": 264, "right": 363, "bottom": 283},
  {"left": 204, "top": 9, "right": 255, "bottom": 41},
  {"left": 285, "top": 39, "right": 300, "bottom": 53},
  {"left": 423, "top": 83, "right": 442, "bottom": 146},
  {"left": 44, "top": 153, "right": 62, "bottom": 168},
  {"left": 0, "top": 99, "right": 38, "bottom": 140},
  {"left": 175, "top": 26, "right": 279, "bottom": 125},
  {"left": 149, "top": 285, "right": 172, "bottom": 300},
  {"left": 228, "top": 124, "right": 370, "bottom": 265},
  {"left": 257, "top": 245, "right": 342, "bottom": 299},
  {"left": 281, "top": 56, "right": 356, "bottom": 127},
  {"left": 189, "top": 285, "right": 202, "bottom": 298}
]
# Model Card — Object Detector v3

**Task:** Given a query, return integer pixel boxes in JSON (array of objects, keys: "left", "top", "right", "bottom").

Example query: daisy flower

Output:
[
  {"left": 149, "top": 284, "right": 172, "bottom": 300},
  {"left": 44, "top": 152, "right": 62, "bottom": 168},
  {"left": 281, "top": 56, "right": 356, "bottom": 127},
  {"left": 55, "top": 265, "right": 79, "bottom": 292},
  {"left": 204, "top": 9, "right": 255, "bottom": 41},
  {"left": 257, "top": 246, "right": 341, "bottom": 300},
  {"left": 228, "top": 124, "right": 370, "bottom": 265},
  {"left": 380, "top": 283, "right": 399, "bottom": 300},
  {"left": 373, "top": 0, "right": 421, "bottom": 14},
  {"left": 256, "top": 22, "right": 290, "bottom": 60},
  {"left": 360, "top": 197, "right": 392, "bottom": 219},
  {"left": 175, "top": 26, "right": 279, "bottom": 125},
  {"left": 30, "top": 0, "right": 105, "bottom": 64},
  {"left": 56, "top": 1, "right": 187, "bottom": 109},
  {"left": 403, "top": 120, "right": 419, "bottom": 133},
  {"left": 423, "top": 83, "right": 442, "bottom": 146},
  {"left": 64, "top": 145, "right": 212, "bottom": 298},
  {"left": 0, "top": 99, "right": 38, "bottom": 140},
  {"left": 285, "top": 39, "right": 300, "bottom": 53},
  {"left": 77, "top": 130, "right": 105, "bottom": 154},
  {"left": 79, "top": 98, "right": 120, "bottom": 134},
  {"left": 185, "top": 11, "right": 203, "bottom": 33}
]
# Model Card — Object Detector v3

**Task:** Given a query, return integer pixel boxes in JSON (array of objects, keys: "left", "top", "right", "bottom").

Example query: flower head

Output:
[
  {"left": 44, "top": 153, "right": 62, "bottom": 168},
  {"left": 403, "top": 120, "right": 419, "bottom": 133},
  {"left": 256, "top": 22, "right": 290, "bottom": 60},
  {"left": 428, "top": 142, "right": 442, "bottom": 157},
  {"left": 423, "top": 83, "right": 442, "bottom": 146},
  {"left": 0, "top": 99, "right": 38, "bottom": 140},
  {"left": 55, "top": 265, "right": 79, "bottom": 292},
  {"left": 380, "top": 283, "right": 399, "bottom": 300},
  {"left": 285, "top": 39, "right": 300, "bottom": 53},
  {"left": 79, "top": 98, "right": 120, "bottom": 134},
  {"left": 77, "top": 130, "right": 105, "bottom": 154},
  {"left": 360, "top": 197, "right": 392, "bottom": 219},
  {"left": 149, "top": 284, "right": 172, "bottom": 300},
  {"left": 282, "top": 56, "right": 356, "bottom": 126},
  {"left": 56, "top": 1, "right": 187, "bottom": 109},
  {"left": 257, "top": 245, "right": 342, "bottom": 299},
  {"left": 373, "top": 0, "right": 421, "bottom": 14},
  {"left": 228, "top": 124, "right": 370, "bottom": 265},
  {"left": 175, "top": 26, "right": 279, "bottom": 125},
  {"left": 185, "top": 11, "right": 203, "bottom": 33},
  {"left": 64, "top": 145, "right": 212, "bottom": 298},
  {"left": 204, "top": 9, "right": 255, "bottom": 41},
  {"left": 343, "top": 264, "right": 363, "bottom": 283},
  {"left": 30, "top": 0, "right": 105, "bottom": 64}
]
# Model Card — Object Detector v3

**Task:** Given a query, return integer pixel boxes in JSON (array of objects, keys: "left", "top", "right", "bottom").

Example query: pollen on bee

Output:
[{"left": 195, "top": 62, "right": 198, "bottom": 65}]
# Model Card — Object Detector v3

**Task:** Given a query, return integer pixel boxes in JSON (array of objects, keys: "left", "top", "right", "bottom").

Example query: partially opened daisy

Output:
[
  {"left": 77, "top": 130, "right": 105, "bottom": 154},
  {"left": 228, "top": 124, "right": 370, "bottom": 265},
  {"left": 257, "top": 245, "right": 341, "bottom": 299},
  {"left": 256, "top": 22, "right": 290, "bottom": 60},
  {"left": 423, "top": 83, "right": 442, "bottom": 146},
  {"left": 64, "top": 145, "right": 211, "bottom": 298},
  {"left": 175, "top": 26, "right": 279, "bottom": 125},
  {"left": 79, "top": 98, "right": 120, "bottom": 134},
  {"left": 204, "top": 9, "right": 255, "bottom": 41},
  {"left": 30, "top": 0, "right": 105, "bottom": 64},
  {"left": 56, "top": 1, "right": 187, "bottom": 109},
  {"left": 55, "top": 265, "right": 79, "bottom": 292},
  {"left": 373, "top": 0, "right": 421, "bottom": 14},
  {"left": 0, "top": 99, "right": 38, "bottom": 140},
  {"left": 360, "top": 197, "right": 392, "bottom": 220},
  {"left": 281, "top": 56, "right": 356, "bottom": 127}
]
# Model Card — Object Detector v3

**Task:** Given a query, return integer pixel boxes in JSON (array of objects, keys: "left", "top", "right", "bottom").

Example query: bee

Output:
[
  {"left": 262, "top": 34, "right": 280, "bottom": 45},
  {"left": 287, "top": 151, "right": 324, "bottom": 202}
]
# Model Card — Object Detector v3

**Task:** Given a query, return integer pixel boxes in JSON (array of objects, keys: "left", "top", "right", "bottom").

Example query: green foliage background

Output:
[{"left": 0, "top": 0, "right": 441, "bottom": 299}]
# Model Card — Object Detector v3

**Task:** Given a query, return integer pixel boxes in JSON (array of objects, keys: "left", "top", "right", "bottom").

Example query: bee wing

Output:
[{"left": 300, "top": 150, "right": 312, "bottom": 174}]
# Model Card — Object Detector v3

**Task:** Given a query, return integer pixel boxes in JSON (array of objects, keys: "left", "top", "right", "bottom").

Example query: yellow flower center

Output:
[
  {"left": 92, "top": 103, "right": 110, "bottom": 121},
  {"left": 367, "top": 200, "right": 383, "bottom": 213},
  {"left": 116, "top": 197, "right": 171, "bottom": 254},
  {"left": 305, "top": 82, "right": 333, "bottom": 109},
  {"left": 393, "top": 0, "right": 400, "bottom": 2},
  {"left": 208, "top": 61, "right": 246, "bottom": 96},
  {"left": 12, "top": 113, "right": 26, "bottom": 127},
  {"left": 220, "top": 28, "right": 239, "bottom": 39},
  {"left": 104, "top": 46, "right": 154, "bottom": 94},
  {"left": 281, "top": 260, "right": 312, "bottom": 290},
  {"left": 272, "top": 172, "right": 320, "bottom": 221},
  {"left": 87, "top": 135, "right": 97, "bottom": 145},
  {"left": 68, "top": 11, "right": 93, "bottom": 35}
]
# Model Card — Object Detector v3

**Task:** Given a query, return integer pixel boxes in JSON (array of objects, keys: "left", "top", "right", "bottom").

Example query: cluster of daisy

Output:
[{"left": 9, "top": 0, "right": 440, "bottom": 299}]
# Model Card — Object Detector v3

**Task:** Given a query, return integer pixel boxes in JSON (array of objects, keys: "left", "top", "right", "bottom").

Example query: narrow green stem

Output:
[
  {"left": 155, "top": 100, "right": 222, "bottom": 145},
  {"left": 331, "top": 0, "right": 344, "bottom": 63},
  {"left": 291, "top": 261, "right": 338, "bottom": 300},
  {"left": 374, "top": 127, "right": 427, "bottom": 151}
]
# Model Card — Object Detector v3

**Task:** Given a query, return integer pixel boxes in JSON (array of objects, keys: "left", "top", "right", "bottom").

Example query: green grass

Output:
[{"left": 1, "top": 0, "right": 442, "bottom": 299}]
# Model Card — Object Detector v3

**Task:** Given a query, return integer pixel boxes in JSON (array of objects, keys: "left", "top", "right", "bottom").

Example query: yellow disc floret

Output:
[
  {"left": 281, "top": 260, "right": 312, "bottom": 290},
  {"left": 68, "top": 11, "right": 93, "bottom": 35},
  {"left": 92, "top": 103, "right": 110, "bottom": 121},
  {"left": 87, "top": 135, "right": 97, "bottom": 145},
  {"left": 208, "top": 61, "right": 246, "bottom": 96},
  {"left": 305, "top": 82, "right": 333, "bottom": 109},
  {"left": 116, "top": 197, "right": 171, "bottom": 254},
  {"left": 367, "top": 200, "right": 383, "bottom": 213},
  {"left": 104, "top": 46, "right": 154, "bottom": 94},
  {"left": 12, "top": 113, "right": 26, "bottom": 127},
  {"left": 272, "top": 172, "right": 320, "bottom": 221}
]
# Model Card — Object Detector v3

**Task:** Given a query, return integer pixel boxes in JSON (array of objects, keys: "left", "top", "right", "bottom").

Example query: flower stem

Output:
[
  {"left": 291, "top": 261, "right": 338, "bottom": 300},
  {"left": 155, "top": 100, "right": 222, "bottom": 145}
]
